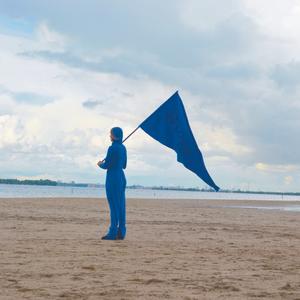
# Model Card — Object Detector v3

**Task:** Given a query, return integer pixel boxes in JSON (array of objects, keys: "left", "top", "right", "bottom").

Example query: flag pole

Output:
[{"left": 122, "top": 125, "right": 140, "bottom": 143}]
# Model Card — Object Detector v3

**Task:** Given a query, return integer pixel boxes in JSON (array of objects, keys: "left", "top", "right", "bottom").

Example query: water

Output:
[
  {"left": 0, "top": 183, "right": 299, "bottom": 202},
  {"left": 1, "top": 184, "right": 300, "bottom": 212},
  {"left": 225, "top": 205, "right": 300, "bottom": 212}
]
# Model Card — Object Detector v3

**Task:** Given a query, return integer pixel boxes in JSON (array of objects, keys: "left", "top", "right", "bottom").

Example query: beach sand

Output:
[{"left": 0, "top": 197, "right": 299, "bottom": 300}]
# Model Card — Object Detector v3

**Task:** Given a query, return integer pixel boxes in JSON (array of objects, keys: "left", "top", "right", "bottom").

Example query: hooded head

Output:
[{"left": 110, "top": 127, "right": 123, "bottom": 143}]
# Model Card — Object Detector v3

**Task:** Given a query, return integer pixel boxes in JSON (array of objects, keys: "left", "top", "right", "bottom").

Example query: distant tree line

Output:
[
  {"left": 0, "top": 178, "right": 57, "bottom": 186},
  {"left": 0, "top": 178, "right": 90, "bottom": 187}
]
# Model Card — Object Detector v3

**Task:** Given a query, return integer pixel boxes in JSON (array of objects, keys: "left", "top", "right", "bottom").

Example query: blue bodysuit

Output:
[{"left": 99, "top": 138, "right": 127, "bottom": 239}]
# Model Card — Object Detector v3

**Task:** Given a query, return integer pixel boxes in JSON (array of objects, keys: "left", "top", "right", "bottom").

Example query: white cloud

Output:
[
  {"left": 0, "top": 26, "right": 185, "bottom": 183},
  {"left": 284, "top": 175, "right": 293, "bottom": 185},
  {"left": 1, "top": 4, "right": 300, "bottom": 191},
  {"left": 195, "top": 123, "right": 253, "bottom": 156},
  {"left": 244, "top": 0, "right": 300, "bottom": 40},
  {"left": 243, "top": 0, "right": 300, "bottom": 60},
  {"left": 0, "top": 114, "right": 22, "bottom": 148},
  {"left": 255, "top": 162, "right": 299, "bottom": 173},
  {"left": 179, "top": 0, "right": 243, "bottom": 31},
  {"left": 35, "top": 21, "right": 68, "bottom": 51}
]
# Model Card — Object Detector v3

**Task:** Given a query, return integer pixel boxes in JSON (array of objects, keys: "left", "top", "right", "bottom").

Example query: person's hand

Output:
[{"left": 97, "top": 159, "right": 104, "bottom": 166}]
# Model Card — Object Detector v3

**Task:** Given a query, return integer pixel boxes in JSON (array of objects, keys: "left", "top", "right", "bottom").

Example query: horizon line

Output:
[{"left": 0, "top": 178, "right": 299, "bottom": 195}]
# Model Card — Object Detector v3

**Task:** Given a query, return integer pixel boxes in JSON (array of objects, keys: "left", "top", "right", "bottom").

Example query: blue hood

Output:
[{"left": 111, "top": 127, "right": 123, "bottom": 143}]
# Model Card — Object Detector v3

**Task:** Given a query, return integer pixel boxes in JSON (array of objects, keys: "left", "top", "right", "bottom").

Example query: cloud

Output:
[
  {"left": 0, "top": 85, "right": 54, "bottom": 106},
  {"left": 205, "top": 63, "right": 260, "bottom": 80},
  {"left": 0, "top": 2, "right": 300, "bottom": 191},
  {"left": 244, "top": 0, "right": 300, "bottom": 43},
  {"left": 0, "top": 25, "right": 180, "bottom": 184},
  {"left": 270, "top": 61, "right": 300, "bottom": 90},
  {"left": 13, "top": 91, "right": 53, "bottom": 105},
  {"left": 0, "top": 114, "right": 22, "bottom": 148},
  {"left": 20, "top": 50, "right": 106, "bottom": 72},
  {"left": 255, "top": 162, "right": 299, "bottom": 173},
  {"left": 35, "top": 21, "right": 67, "bottom": 51},
  {"left": 82, "top": 99, "right": 103, "bottom": 109},
  {"left": 284, "top": 175, "right": 293, "bottom": 185}
]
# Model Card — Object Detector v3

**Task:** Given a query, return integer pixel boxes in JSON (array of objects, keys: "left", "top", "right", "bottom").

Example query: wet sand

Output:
[{"left": 0, "top": 197, "right": 299, "bottom": 299}]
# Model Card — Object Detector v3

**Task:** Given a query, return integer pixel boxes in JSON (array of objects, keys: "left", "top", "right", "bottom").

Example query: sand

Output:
[{"left": 0, "top": 197, "right": 299, "bottom": 300}]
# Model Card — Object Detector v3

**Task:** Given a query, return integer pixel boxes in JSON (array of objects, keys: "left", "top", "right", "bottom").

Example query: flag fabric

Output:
[{"left": 139, "top": 91, "right": 220, "bottom": 191}]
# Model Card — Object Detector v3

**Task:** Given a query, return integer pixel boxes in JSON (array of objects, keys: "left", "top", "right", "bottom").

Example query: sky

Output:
[{"left": 0, "top": 0, "right": 299, "bottom": 192}]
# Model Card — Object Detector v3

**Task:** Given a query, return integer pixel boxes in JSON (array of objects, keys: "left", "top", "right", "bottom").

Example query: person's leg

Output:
[
  {"left": 118, "top": 192, "right": 126, "bottom": 238},
  {"left": 103, "top": 183, "right": 118, "bottom": 239},
  {"left": 118, "top": 177, "right": 126, "bottom": 239},
  {"left": 107, "top": 195, "right": 118, "bottom": 235}
]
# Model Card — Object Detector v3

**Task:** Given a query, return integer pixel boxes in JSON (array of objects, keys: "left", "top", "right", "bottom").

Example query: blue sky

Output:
[{"left": 0, "top": 0, "right": 299, "bottom": 192}]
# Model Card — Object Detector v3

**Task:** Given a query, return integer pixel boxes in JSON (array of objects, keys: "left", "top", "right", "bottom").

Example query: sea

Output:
[{"left": 0, "top": 183, "right": 300, "bottom": 212}]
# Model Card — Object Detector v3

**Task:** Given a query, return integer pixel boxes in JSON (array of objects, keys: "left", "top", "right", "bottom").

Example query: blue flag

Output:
[{"left": 139, "top": 91, "right": 220, "bottom": 191}]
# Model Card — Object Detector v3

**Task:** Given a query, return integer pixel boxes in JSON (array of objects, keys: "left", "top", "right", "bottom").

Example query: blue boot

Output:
[
  {"left": 101, "top": 233, "right": 117, "bottom": 240},
  {"left": 101, "top": 227, "right": 118, "bottom": 240},
  {"left": 117, "top": 227, "right": 126, "bottom": 240}
]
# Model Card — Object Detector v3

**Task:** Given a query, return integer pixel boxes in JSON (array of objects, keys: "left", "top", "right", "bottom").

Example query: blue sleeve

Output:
[
  {"left": 99, "top": 146, "right": 114, "bottom": 169},
  {"left": 123, "top": 147, "right": 127, "bottom": 169}
]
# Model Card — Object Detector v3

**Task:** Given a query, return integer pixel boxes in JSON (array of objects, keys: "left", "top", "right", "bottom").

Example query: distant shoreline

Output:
[{"left": 0, "top": 178, "right": 299, "bottom": 196}]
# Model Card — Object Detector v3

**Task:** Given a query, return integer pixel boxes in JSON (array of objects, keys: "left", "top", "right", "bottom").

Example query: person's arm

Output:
[
  {"left": 123, "top": 147, "right": 127, "bottom": 169},
  {"left": 98, "top": 146, "right": 114, "bottom": 170}
]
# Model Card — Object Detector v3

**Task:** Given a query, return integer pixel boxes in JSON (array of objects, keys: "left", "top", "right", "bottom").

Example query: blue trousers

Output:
[{"left": 105, "top": 169, "right": 126, "bottom": 237}]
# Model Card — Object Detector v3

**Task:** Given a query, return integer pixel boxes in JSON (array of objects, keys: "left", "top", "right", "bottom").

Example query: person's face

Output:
[{"left": 110, "top": 131, "right": 115, "bottom": 141}]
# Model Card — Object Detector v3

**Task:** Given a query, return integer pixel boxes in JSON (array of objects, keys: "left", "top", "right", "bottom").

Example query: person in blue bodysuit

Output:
[{"left": 97, "top": 127, "right": 127, "bottom": 240}]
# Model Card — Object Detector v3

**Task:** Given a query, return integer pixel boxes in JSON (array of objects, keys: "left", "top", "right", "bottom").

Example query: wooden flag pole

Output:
[{"left": 122, "top": 125, "right": 141, "bottom": 143}]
